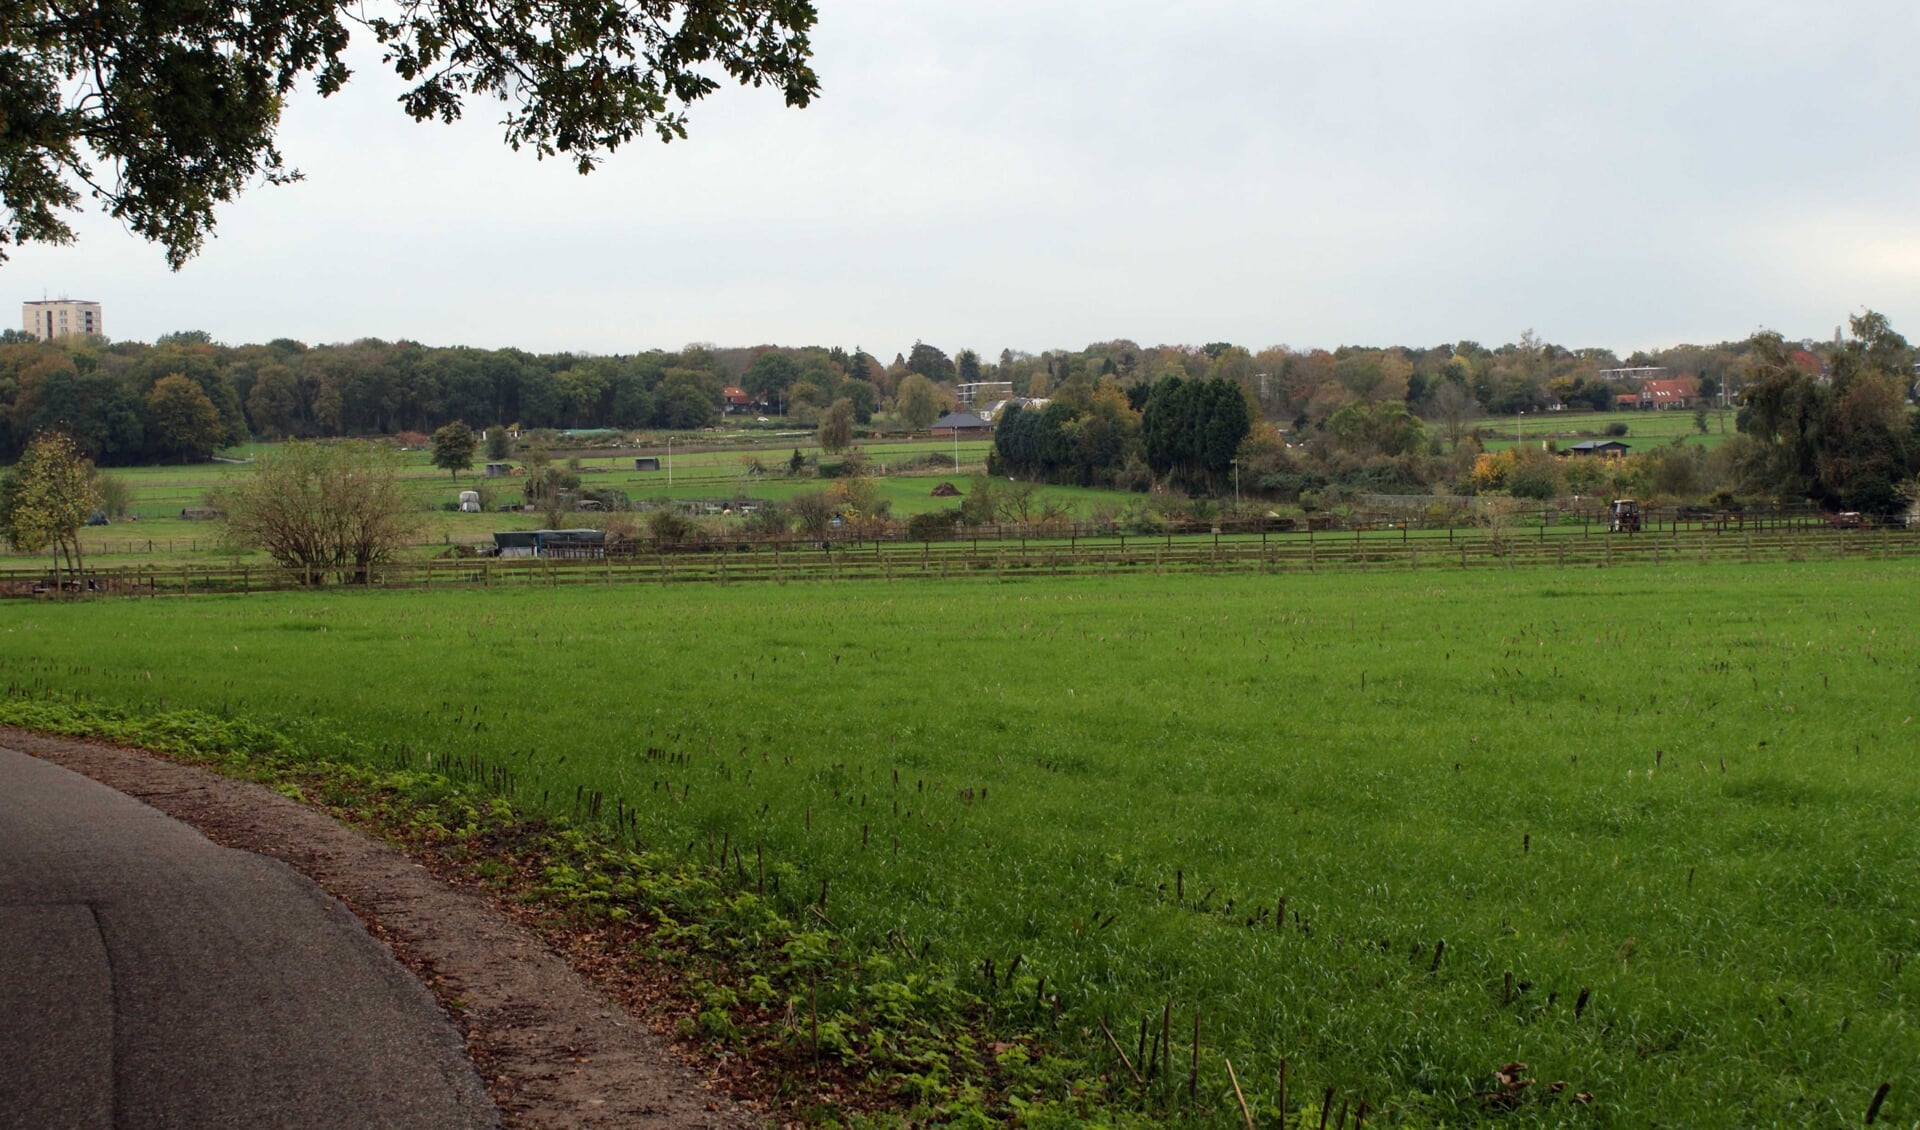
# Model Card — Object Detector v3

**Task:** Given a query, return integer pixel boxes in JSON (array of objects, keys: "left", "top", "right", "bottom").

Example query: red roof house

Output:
[{"left": 1637, "top": 378, "right": 1700, "bottom": 410}]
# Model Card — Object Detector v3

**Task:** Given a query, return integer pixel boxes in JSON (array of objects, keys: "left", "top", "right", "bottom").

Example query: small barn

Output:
[
  {"left": 931, "top": 411, "right": 991, "bottom": 438},
  {"left": 1562, "top": 440, "right": 1631, "bottom": 459},
  {"left": 634, "top": 456, "right": 661, "bottom": 471},
  {"left": 492, "top": 529, "right": 607, "bottom": 558},
  {"left": 485, "top": 462, "right": 514, "bottom": 477}
]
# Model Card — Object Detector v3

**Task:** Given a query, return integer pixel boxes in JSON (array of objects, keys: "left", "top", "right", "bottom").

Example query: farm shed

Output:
[
  {"left": 931, "top": 411, "right": 991, "bottom": 438},
  {"left": 634, "top": 457, "right": 660, "bottom": 471},
  {"left": 492, "top": 529, "right": 607, "bottom": 559},
  {"left": 485, "top": 463, "right": 514, "bottom": 477},
  {"left": 1562, "top": 440, "right": 1631, "bottom": 458}
]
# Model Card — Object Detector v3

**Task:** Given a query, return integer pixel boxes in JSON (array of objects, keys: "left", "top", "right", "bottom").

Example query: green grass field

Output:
[
  {"left": 4, "top": 560, "right": 1915, "bottom": 1125},
  {"left": 1475, "top": 407, "right": 1738, "bottom": 453},
  {"left": 11, "top": 435, "right": 1017, "bottom": 567},
  {"left": 2, "top": 409, "right": 1765, "bottom": 573}
]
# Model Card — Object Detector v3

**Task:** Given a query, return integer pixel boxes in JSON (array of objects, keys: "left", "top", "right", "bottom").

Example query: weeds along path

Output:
[{"left": 1, "top": 727, "right": 757, "bottom": 1130}]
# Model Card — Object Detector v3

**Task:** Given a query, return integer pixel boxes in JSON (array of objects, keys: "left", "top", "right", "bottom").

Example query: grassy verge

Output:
[{"left": 0, "top": 699, "right": 1133, "bottom": 1128}]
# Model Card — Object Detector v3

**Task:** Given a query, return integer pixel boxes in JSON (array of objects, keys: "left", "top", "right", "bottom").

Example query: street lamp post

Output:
[
  {"left": 667, "top": 435, "right": 673, "bottom": 488},
  {"left": 1232, "top": 458, "right": 1240, "bottom": 505}
]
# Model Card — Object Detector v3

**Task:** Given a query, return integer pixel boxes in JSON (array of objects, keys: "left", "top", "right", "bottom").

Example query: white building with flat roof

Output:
[{"left": 23, "top": 299, "right": 102, "bottom": 340}]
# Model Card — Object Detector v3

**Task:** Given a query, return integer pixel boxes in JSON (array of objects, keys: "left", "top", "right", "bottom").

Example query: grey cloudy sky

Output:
[{"left": 11, "top": 1, "right": 1920, "bottom": 358}]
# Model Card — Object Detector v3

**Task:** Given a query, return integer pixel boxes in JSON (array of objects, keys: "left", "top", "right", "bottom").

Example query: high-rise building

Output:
[{"left": 22, "top": 299, "right": 103, "bottom": 340}]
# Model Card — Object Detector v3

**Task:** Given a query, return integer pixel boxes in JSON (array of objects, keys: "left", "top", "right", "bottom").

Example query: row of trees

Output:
[
  {"left": 0, "top": 332, "right": 990, "bottom": 465},
  {"left": 6, "top": 313, "right": 1918, "bottom": 513},
  {"left": 1, "top": 323, "right": 1864, "bottom": 469},
  {"left": 0, "top": 333, "right": 760, "bottom": 462},
  {"left": 987, "top": 375, "right": 1256, "bottom": 492}
]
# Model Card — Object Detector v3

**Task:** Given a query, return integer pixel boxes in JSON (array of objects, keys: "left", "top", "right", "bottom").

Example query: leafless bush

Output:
[{"left": 218, "top": 441, "right": 420, "bottom": 584}]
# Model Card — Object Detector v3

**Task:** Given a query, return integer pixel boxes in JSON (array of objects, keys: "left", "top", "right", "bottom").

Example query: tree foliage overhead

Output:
[{"left": 0, "top": 0, "right": 820, "bottom": 266}]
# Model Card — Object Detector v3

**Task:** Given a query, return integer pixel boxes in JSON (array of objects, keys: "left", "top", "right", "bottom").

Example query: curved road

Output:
[{"left": 0, "top": 747, "right": 498, "bottom": 1130}]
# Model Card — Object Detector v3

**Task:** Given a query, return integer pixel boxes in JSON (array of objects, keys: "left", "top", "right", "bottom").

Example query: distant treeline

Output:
[{"left": 2, "top": 319, "right": 1915, "bottom": 513}]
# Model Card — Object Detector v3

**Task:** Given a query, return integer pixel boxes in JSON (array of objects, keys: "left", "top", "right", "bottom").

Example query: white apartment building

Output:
[{"left": 23, "top": 299, "right": 103, "bottom": 340}]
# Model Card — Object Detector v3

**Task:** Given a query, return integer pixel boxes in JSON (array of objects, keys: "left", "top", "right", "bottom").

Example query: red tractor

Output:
[{"left": 1609, "top": 499, "right": 1642, "bottom": 533}]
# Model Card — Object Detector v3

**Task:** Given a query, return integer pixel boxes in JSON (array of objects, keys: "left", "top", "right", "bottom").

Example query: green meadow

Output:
[
  {"left": 8, "top": 436, "right": 1012, "bottom": 567},
  {"left": 4, "top": 560, "right": 1917, "bottom": 1125},
  {"left": 1475, "top": 407, "right": 1739, "bottom": 453}
]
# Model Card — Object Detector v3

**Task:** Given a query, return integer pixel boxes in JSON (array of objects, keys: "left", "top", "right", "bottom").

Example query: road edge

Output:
[{"left": 1, "top": 727, "right": 764, "bottom": 1130}]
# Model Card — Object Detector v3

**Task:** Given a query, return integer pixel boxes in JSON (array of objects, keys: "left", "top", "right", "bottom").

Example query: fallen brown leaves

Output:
[{"left": 1478, "top": 1061, "right": 1592, "bottom": 1113}]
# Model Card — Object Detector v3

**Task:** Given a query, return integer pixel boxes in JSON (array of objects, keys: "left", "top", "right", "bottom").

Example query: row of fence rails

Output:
[
  {"left": 2, "top": 503, "right": 1845, "bottom": 564},
  {"left": 609, "top": 505, "right": 1831, "bottom": 559},
  {"left": 548, "top": 503, "right": 1843, "bottom": 557},
  {"left": 6, "top": 524, "right": 1917, "bottom": 597}
]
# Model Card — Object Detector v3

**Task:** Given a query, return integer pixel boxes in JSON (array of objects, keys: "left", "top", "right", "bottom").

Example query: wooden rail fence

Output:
[{"left": 6, "top": 525, "right": 1918, "bottom": 598}]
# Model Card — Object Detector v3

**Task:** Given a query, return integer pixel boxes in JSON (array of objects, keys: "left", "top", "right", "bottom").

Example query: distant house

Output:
[
  {"left": 1614, "top": 393, "right": 1640, "bottom": 410},
  {"left": 1562, "top": 440, "right": 1631, "bottom": 459},
  {"left": 930, "top": 411, "right": 991, "bottom": 438},
  {"left": 721, "top": 386, "right": 752, "bottom": 413},
  {"left": 978, "top": 396, "right": 1049, "bottom": 423},
  {"left": 955, "top": 381, "right": 1015, "bottom": 410},
  {"left": 1637, "top": 378, "right": 1700, "bottom": 410}
]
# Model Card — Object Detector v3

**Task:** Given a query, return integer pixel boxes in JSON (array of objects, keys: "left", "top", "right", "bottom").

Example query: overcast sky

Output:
[{"left": 10, "top": 1, "right": 1920, "bottom": 358}]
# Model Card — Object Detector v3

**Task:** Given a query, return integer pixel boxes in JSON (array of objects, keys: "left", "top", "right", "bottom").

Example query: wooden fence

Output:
[{"left": 6, "top": 525, "right": 1917, "bottom": 598}]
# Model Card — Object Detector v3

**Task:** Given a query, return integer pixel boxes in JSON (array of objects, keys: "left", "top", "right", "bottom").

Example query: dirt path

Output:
[{"left": 2, "top": 728, "right": 763, "bottom": 1130}]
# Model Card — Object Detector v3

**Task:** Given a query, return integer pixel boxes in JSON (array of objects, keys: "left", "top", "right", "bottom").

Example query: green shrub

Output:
[{"left": 906, "top": 509, "right": 961, "bottom": 540}]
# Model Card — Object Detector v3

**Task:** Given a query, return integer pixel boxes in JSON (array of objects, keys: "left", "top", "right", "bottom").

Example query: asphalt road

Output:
[{"left": 0, "top": 747, "right": 498, "bottom": 1130}]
